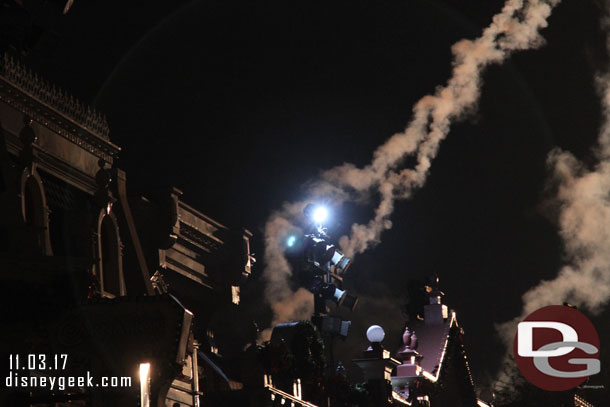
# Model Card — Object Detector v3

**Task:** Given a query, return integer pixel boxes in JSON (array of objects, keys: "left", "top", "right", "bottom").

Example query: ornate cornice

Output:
[
  {"left": 179, "top": 221, "right": 222, "bottom": 253},
  {"left": 1, "top": 53, "right": 109, "bottom": 139},
  {"left": 0, "top": 53, "right": 120, "bottom": 162}
]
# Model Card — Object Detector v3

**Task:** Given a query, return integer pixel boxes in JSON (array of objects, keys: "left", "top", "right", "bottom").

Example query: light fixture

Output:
[
  {"left": 313, "top": 284, "right": 358, "bottom": 311},
  {"left": 312, "top": 206, "right": 328, "bottom": 224},
  {"left": 302, "top": 235, "right": 352, "bottom": 273},
  {"left": 330, "top": 249, "right": 351, "bottom": 273},
  {"left": 286, "top": 235, "right": 297, "bottom": 248},
  {"left": 303, "top": 203, "right": 330, "bottom": 226},
  {"left": 366, "top": 325, "right": 385, "bottom": 343},
  {"left": 319, "top": 315, "right": 352, "bottom": 338},
  {"left": 139, "top": 363, "right": 151, "bottom": 407}
]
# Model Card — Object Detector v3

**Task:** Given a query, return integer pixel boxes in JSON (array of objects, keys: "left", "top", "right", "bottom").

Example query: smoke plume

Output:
[
  {"left": 495, "top": 1, "right": 610, "bottom": 391},
  {"left": 262, "top": 0, "right": 561, "bottom": 340}
]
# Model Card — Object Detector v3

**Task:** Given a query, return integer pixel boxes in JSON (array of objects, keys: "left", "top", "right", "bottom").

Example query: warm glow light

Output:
[
  {"left": 366, "top": 325, "right": 385, "bottom": 343},
  {"left": 139, "top": 363, "right": 151, "bottom": 407},
  {"left": 139, "top": 362, "right": 150, "bottom": 382},
  {"left": 312, "top": 206, "right": 328, "bottom": 224}
]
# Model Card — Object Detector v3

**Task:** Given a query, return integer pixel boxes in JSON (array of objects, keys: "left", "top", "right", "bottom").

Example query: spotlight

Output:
[
  {"left": 304, "top": 203, "right": 329, "bottom": 226},
  {"left": 330, "top": 249, "right": 352, "bottom": 273},
  {"left": 312, "top": 206, "right": 328, "bottom": 224},
  {"left": 319, "top": 315, "right": 351, "bottom": 338},
  {"left": 286, "top": 235, "right": 297, "bottom": 248},
  {"left": 337, "top": 289, "right": 359, "bottom": 311},
  {"left": 304, "top": 235, "right": 335, "bottom": 271},
  {"left": 303, "top": 235, "right": 352, "bottom": 273},
  {"left": 315, "top": 284, "right": 358, "bottom": 311},
  {"left": 295, "top": 203, "right": 358, "bottom": 318}
]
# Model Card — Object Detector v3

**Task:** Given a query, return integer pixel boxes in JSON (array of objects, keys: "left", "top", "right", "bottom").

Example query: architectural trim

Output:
[
  {"left": 95, "top": 209, "right": 126, "bottom": 298},
  {"left": 20, "top": 167, "right": 52, "bottom": 256},
  {"left": 114, "top": 168, "right": 154, "bottom": 295},
  {"left": 0, "top": 54, "right": 120, "bottom": 163},
  {"left": 3, "top": 124, "right": 98, "bottom": 195}
]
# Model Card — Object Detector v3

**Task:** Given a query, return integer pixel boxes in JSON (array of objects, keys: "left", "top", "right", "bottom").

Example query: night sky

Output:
[{"left": 22, "top": 0, "right": 610, "bottom": 391}]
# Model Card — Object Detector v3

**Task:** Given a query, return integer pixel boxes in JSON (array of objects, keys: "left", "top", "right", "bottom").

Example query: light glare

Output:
[
  {"left": 139, "top": 363, "right": 151, "bottom": 407},
  {"left": 287, "top": 235, "right": 297, "bottom": 247},
  {"left": 312, "top": 206, "right": 328, "bottom": 224}
]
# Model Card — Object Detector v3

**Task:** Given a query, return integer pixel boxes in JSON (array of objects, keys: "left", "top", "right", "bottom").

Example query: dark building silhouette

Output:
[{"left": 0, "top": 53, "right": 253, "bottom": 407}]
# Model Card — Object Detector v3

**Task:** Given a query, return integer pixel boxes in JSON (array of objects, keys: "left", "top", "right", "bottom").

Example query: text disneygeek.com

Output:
[{"left": 6, "top": 354, "right": 132, "bottom": 391}]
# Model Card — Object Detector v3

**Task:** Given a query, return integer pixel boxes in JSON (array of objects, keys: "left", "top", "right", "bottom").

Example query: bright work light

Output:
[{"left": 312, "top": 206, "right": 328, "bottom": 224}]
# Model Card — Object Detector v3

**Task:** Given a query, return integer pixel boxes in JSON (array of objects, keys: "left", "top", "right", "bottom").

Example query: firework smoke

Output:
[
  {"left": 262, "top": 0, "right": 560, "bottom": 340},
  {"left": 495, "top": 1, "right": 610, "bottom": 392}
]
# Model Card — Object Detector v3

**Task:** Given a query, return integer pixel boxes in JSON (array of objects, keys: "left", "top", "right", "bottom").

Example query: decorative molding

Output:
[
  {"left": 5, "top": 128, "right": 98, "bottom": 195},
  {"left": 179, "top": 221, "right": 222, "bottom": 253},
  {"left": 1, "top": 53, "right": 109, "bottom": 139},
  {"left": 0, "top": 53, "right": 120, "bottom": 162}
]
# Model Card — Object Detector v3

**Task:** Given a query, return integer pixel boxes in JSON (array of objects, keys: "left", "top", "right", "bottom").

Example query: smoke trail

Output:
[
  {"left": 495, "top": 1, "right": 610, "bottom": 392},
  {"left": 319, "top": 0, "right": 561, "bottom": 257},
  {"left": 260, "top": 200, "right": 317, "bottom": 340},
  {"left": 262, "top": 0, "right": 560, "bottom": 340},
  {"left": 495, "top": 151, "right": 610, "bottom": 350}
]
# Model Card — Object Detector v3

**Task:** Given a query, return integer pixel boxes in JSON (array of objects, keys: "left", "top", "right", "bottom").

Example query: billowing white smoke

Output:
[
  {"left": 262, "top": 0, "right": 561, "bottom": 341},
  {"left": 496, "top": 2, "right": 610, "bottom": 372}
]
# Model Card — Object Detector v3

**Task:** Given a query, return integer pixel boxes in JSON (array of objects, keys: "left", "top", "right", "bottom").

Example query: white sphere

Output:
[{"left": 366, "top": 325, "right": 385, "bottom": 343}]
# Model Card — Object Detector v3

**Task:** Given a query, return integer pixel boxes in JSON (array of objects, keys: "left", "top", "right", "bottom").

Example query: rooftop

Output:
[{"left": 0, "top": 53, "right": 110, "bottom": 140}]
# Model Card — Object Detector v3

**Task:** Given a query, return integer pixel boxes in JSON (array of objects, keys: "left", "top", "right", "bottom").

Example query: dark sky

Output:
[{"left": 23, "top": 0, "right": 610, "bottom": 390}]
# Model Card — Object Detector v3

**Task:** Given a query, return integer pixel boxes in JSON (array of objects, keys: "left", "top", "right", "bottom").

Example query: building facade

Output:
[{"left": 0, "top": 53, "right": 253, "bottom": 407}]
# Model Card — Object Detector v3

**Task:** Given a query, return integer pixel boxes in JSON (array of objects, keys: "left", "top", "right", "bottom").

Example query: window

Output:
[
  {"left": 21, "top": 171, "right": 52, "bottom": 255},
  {"left": 97, "top": 212, "right": 125, "bottom": 297}
]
